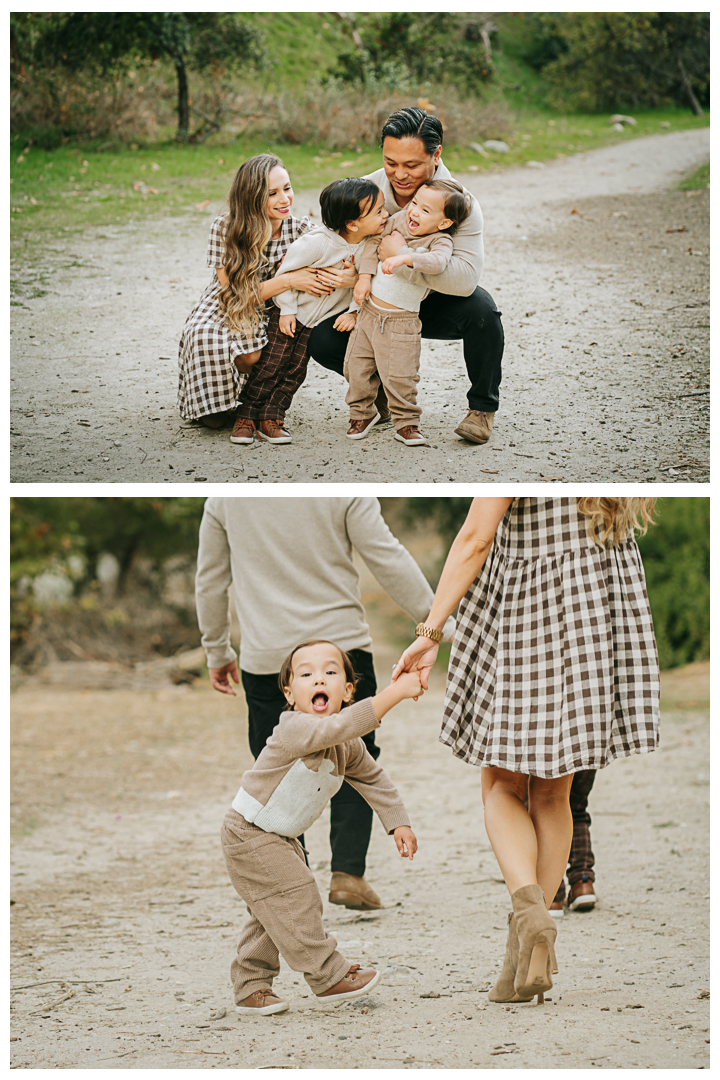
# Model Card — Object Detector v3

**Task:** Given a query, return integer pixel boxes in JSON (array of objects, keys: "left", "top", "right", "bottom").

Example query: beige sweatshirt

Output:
[
  {"left": 272, "top": 225, "right": 367, "bottom": 327},
  {"left": 363, "top": 159, "right": 483, "bottom": 297},
  {"left": 358, "top": 207, "right": 454, "bottom": 312},
  {"left": 195, "top": 497, "right": 455, "bottom": 674},
  {"left": 232, "top": 698, "right": 410, "bottom": 838}
]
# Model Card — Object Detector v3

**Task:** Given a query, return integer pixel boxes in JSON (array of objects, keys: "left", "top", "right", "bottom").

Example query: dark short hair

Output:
[
  {"left": 419, "top": 178, "right": 473, "bottom": 235},
  {"left": 278, "top": 639, "right": 357, "bottom": 708},
  {"left": 319, "top": 178, "right": 381, "bottom": 232},
  {"left": 381, "top": 107, "right": 443, "bottom": 156}
]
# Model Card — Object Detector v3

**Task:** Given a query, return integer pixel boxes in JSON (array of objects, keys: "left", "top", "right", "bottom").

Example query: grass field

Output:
[{"left": 9, "top": 108, "right": 709, "bottom": 242}]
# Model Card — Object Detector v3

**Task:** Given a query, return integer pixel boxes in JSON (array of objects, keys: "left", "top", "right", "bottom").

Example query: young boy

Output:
[
  {"left": 220, "top": 639, "right": 421, "bottom": 1016},
  {"left": 272, "top": 178, "right": 389, "bottom": 341},
  {"left": 344, "top": 179, "right": 473, "bottom": 446}
]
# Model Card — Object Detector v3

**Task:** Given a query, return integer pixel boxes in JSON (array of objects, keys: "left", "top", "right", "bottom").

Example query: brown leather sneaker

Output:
[
  {"left": 454, "top": 409, "right": 495, "bottom": 444},
  {"left": 329, "top": 872, "right": 382, "bottom": 910},
  {"left": 549, "top": 900, "right": 564, "bottom": 919},
  {"left": 236, "top": 988, "right": 289, "bottom": 1016},
  {"left": 316, "top": 965, "right": 381, "bottom": 1003},
  {"left": 257, "top": 420, "right": 292, "bottom": 444},
  {"left": 567, "top": 875, "right": 597, "bottom": 912},
  {"left": 347, "top": 414, "right": 381, "bottom": 440},
  {"left": 229, "top": 416, "right": 257, "bottom": 444},
  {"left": 394, "top": 425, "right": 428, "bottom": 446}
]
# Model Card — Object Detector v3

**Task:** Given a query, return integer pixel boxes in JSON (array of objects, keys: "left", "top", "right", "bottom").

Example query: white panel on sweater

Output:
[{"left": 232, "top": 757, "right": 343, "bottom": 837}]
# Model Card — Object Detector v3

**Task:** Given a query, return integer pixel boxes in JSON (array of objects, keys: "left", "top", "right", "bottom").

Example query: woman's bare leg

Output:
[{"left": 481, "top": 767, "right": 573, "bottom": 905}]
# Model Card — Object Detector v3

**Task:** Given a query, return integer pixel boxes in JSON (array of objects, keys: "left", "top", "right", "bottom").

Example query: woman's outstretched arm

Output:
[
  {"left": 393, "top": 497, "right": 513, "bottom": 688},
  {"left": 215, "top": 266, "right": 333, "bottom": 299}
]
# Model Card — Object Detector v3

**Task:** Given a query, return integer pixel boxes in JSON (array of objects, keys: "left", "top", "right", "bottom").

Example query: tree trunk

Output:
[
  {"left": 174, "top": 52, "right": 190, "bottom": 141},
  {"left": 677, "top": 57, "right": 704, "bottom": 116}
]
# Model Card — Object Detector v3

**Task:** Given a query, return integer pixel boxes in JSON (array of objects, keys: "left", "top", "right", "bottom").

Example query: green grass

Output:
[
  {"left": 679, "top": 161, "right": 710, "bottom": 189},
  {"left": 10, "top": 107, "right": 709, "bottom": 242},
  {"left": 246, "top": 12, "right": 350, "bottom": 88}
]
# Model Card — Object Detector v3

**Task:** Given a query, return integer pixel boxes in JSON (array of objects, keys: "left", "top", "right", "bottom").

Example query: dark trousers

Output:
[
  {"left": 553, "top": 769, "right": 597, "bottom": 902},
  {"left": 308, "top": 286, "right": 504, "bottom": 412},
  {"left": 240, "top": 649, "right": 379, "bottom": 877},
  {"left": 236, "top": 306, "right": 312, "bottom": 422}
]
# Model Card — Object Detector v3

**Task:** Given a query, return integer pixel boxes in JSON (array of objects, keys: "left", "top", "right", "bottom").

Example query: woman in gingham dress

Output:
[
  {"left": 178, "top": 154, "right": 351, "bottom": 443},
  {"left": 393, "top": 497, "right": 659, "bottom": 1005}
]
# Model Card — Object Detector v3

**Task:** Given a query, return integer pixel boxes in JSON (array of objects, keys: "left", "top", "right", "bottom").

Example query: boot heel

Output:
[{"left": 517, "top": 942, "right": 552, "bottom": 1000}]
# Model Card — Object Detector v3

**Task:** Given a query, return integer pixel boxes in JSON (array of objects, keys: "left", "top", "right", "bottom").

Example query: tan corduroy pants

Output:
[
  {"left": 221, "top": 809, "right": 349, "bottom": 1001},
  {"left": 345, "top": 301, "right": 422, "bottom": 430}
]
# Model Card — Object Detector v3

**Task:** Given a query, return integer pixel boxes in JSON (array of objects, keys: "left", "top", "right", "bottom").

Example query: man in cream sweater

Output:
[
  {"left": 308, "top": 106, "right": 504, "bottom": 446},
  {"left": 195, "top": 496, "right": 453, "bottom": 911}
]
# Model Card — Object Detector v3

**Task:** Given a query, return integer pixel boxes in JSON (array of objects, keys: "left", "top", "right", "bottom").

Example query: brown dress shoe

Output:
[
  {"left": 567, "top": 876, "right": 597, "bottom": 911},
  {"left": 347, "top": 414, "right": 381, "bottom": 440},
  {"left": 235, "top": 988, "right": 288, "bottom": 1015},
  {"left": 454, "top": 409, "right": 495, "bottom": 444},
  {"left": 257, "top": 419, "right": 292, "bottom": 444},
  {"left": 394, "top": 425, "right": 428, "bottom": 446},
  {"left": 329, "top": 872, "right": 382, "bottom": 910},
  {"left": 316, "top": 965, "right": 381, "bottom": 1003},
  {"left": 229, "top": 416, "right": 257, "bottom": 444}
]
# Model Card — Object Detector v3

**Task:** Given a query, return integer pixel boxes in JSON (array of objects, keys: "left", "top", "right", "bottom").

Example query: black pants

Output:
[
  {"left": 308, "top": 286, "right": 504, "bottom": 412},
  {"left": 553, "top": 769, "right": 597, "bottom": 902},
  {"left": 240, "top": 649, "right": 379, "bottom": 877}
]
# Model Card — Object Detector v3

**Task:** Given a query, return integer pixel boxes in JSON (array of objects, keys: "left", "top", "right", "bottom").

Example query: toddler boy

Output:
[
  {"left": 220, "top": 639, "right": 420, "bottom": 1015},
  {"left": 344, "top": 179, "right": 473, "bottom": 446}
]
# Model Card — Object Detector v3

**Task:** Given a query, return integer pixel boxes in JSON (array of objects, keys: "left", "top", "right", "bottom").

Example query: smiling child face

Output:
[
  {"left": 406, "top": 185, "right": 453, "bottom": 237},
  {"left": 283, "top": 642, "right": 354, "bottom": 716}
]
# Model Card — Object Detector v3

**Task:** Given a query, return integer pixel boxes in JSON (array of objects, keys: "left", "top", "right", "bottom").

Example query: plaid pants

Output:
[
  {"left": 235, "top": 306, "right": 312, "bottom": 422},
  {"left": 554, "top": 769, "right": 597, "bottom": 902}
]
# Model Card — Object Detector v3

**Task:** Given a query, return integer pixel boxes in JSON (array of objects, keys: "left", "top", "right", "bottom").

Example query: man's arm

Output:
[
  {"left": 195, "top": 501, "right": 237, "bottom": 672},
  {"left": 345, "top": 498, "right": 455, "bottom": 640}
]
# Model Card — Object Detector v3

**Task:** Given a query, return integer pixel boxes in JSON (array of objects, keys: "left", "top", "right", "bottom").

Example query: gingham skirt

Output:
[{"left": 440, "top": 498, "right": 660, "bottom": 777}]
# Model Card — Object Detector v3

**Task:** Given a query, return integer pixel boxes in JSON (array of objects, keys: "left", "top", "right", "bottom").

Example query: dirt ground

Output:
[
  {"left": 11, "top": 598, "right": 709, "bottom": 1070},
  {"left": 10, "top": 128, "right": 709, "bottom": 484}
]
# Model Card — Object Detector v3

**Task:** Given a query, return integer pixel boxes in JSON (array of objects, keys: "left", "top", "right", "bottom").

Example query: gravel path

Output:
[
  {"left": 10, "top": 653, "right": 709, "bottom": 1068},
  {"left": 11, "top": 128, "right": 709, "bottom": 484}
]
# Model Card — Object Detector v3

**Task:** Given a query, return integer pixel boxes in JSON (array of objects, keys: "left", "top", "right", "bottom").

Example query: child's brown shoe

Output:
[
  {"left": 316, "top": 965, "right": 381, "bottom": 1003},
  {"left": 236, "top": 988, "right": 289, "bottom": 1015},
  {"left": 394, "top": 425, "right": 428, "bottom": 446},
  {"left": 347, "top": 414, "right": 381, "bottom": 440},
  {"left": 230, "top": 416, "right": 257, "bottom": 444}
]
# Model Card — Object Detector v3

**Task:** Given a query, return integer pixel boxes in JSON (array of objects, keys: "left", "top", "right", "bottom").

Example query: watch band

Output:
[{"left": 415, "top": 623, "right": 442, "bottom": 643}]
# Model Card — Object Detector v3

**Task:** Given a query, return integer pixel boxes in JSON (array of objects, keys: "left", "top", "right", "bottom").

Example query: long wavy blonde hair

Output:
[
  {"left": 218, "top": 153, "right": 283, "bottom": 336},
  {"left": 577, "top": 498, "right": 655, "bottom": 547}
]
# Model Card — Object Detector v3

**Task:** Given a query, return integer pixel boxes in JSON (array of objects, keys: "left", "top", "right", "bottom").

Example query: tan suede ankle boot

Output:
[
  {"left": 511, "top": 883, "right": 558, "bottom": 1003},
  {"left": 488, "top": 912, "right": 518, "bottom": 1002}
]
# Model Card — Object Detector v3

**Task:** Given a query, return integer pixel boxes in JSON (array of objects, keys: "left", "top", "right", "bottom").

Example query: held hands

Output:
[
  {"left": 279, "top": 314, "right": 296, "bottom": 337},
  {"left": 209, "top": 661, "right": 240, "bottom": 697},
  {"left": 289, "top": 268, "right": 334, "bottom": 297},
  {"left": 393, "top": 826, "right": 418, "bottom": 861},
  {"left": 392, "top": 638, "right": 439, "bottom": 692},
  {"left": 333, "top": 311, "right": 357, "bottom": 332},
  {"left": 391, "top": 667, "right": 425, "bottom": 701}
]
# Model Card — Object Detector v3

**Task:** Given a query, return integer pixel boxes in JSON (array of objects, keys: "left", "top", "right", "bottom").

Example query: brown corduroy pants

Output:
[
  {"left": 345, "top": 302, "right": 422, "bottom": 430},
  {"left": 221, "top": 809, "right": 349, "bottom": 1001}
]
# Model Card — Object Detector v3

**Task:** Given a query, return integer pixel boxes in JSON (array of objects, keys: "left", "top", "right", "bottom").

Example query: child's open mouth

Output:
[
  {"left": 312, "top": 692, "right": 329, "bottom": 712},
  {"left": 408, "top": 218, "right": 419, "bottom": 231}
]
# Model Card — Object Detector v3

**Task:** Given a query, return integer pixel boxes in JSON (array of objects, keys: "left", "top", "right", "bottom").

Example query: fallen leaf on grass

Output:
[
  {"left": 195, "top": 199, "right": 211, "bottom": 210},
  {"left": 666, "top": 226, "right": 687, "bottom": 233}
]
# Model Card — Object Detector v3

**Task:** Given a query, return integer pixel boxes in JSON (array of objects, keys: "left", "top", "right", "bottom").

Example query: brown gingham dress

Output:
[
  {"left": 440, "top": 498, "right": 660, "bottom": 778},
  {"left": 177, "top": 213, "right": 315, "bottom": 420}
]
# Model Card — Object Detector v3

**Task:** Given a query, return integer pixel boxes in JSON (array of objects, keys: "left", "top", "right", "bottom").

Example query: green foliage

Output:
[
  {"left": 636, "top": 499, "right": 710, "bottom": 670},
  {"left": 404, "top": 497, "right": 709, "bottom": 670},
  {"left": 330, "top": 13, "right": 496, "bottom": 94},
  {"left": 521, "top": 13, "right": 709, "bottom": 114}
]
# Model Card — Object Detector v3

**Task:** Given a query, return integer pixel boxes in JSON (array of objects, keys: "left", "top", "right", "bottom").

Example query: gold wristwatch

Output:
[{"left": 415, "top": 623, "right": 443, "bottom": 642}]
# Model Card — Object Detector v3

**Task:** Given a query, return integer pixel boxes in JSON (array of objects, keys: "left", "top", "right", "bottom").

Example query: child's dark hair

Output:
[
  {"left": 319, "top": 178, "right": 381, "bottom": 232},
  {"left": 420, "top": 179, "right": 473, "bottom": 235},
  {"left": 278, "top": 639, "right": 357, "bottom": 707}
]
